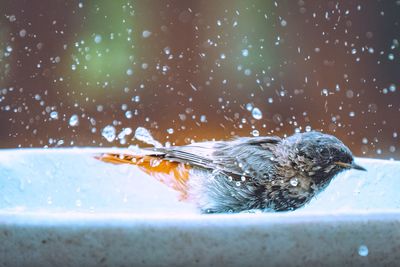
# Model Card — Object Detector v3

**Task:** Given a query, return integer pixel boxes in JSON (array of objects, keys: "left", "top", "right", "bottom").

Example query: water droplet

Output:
[
  {"left": 388, "top": 53, "right": 394, "bottom": 61},
  {"left": 50, "top": 111, "right": 58, "bottom": 120},
  {"left": 125, "top": 110, "right": 132, "bottom": 119},
  {"left": 349, "top": 111, "right": 356, "bottom": 117},
  {"left": 69, "top": 114, "right": 79, "bottom": 127},
  {"left": 358, "top": 245, "right": 369, "bottom": 257},
  {"left": 142, "top": 30, "right": 152, "bottom": 38},
  {"left": 167, "top": 128, "right": 174, "bottom": 134},
  {"left": 75, "top": 199, "right": 82, "bottom": 207},
  {"left": 251, "top": 107, "right": 263, "bottom": 120},
  {"left": 245, "top": 103, "right": 253, "bottom": 111},
  {"left": 6, "top": 46, "right": 12, "bottom": 53},
  {"left": 280, "top": 19, "right": 287, "bottom": 27},
  {"left": 126, "top": 68, "right": 133, "bottom": 75},
  {"left": 94, "top": 35, "right": 102, "bottom": 43},
  {"left": 346, "top": 90, "right": 354, "bottom": 98},
  {"left": 321, "top": 88, "right": 329, "bottom": 96},
  {"left": 8, "top": 15, "right": 16, "bottom": 22},
  {"left": 252, "top": 129, "right": 260, "bottom": 136},
  {"left": 235, "top": 181, "right": 241, "bottom": 186},
  {"left": 244, "top": 69, "right": 252, "bottom": 76},
  {"left": 389, "top": 84, "right": 396, "bottom": 92},
  {"left": 134, "top": 127, "right": 162, "bottom": 147},
  {"left": 132, "top": 95, "right": 140, "bottom": 102},
  {"left": 220, "top": 53, "right": 226, "bottom": 59},
  {"left": 290, "top": 177, "right": 299, "bottom": 187},
  {"left": 102, "top": 125, "right": 116, "bottom": 142},
  {"left": 124, "top": 127, "right": 132, "bottom": 135},
  {"left": 19, "top": 29, "right": 27, "bottom": 37},
  {"left": 241, "top": 49, "right": 249, "bottom": 57},
  {"left": 150, "top": 158, "right": 162, "bottom": 167}
]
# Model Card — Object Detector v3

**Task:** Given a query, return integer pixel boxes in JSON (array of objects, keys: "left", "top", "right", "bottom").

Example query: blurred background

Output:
[{"left": 0, "top": 0, "right": 399, "bottom": 159}]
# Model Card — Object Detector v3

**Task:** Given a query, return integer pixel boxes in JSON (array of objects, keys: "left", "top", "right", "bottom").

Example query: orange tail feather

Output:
[{"left": 97, "top": 153, "right": 190, "bottom": 199}]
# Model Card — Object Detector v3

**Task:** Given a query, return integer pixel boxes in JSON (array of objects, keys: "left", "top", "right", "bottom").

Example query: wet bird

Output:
[{"left": 97, "top": 131, "right": 366, "bottom": 213}]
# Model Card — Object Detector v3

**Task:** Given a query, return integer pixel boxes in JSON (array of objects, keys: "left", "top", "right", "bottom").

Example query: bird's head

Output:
[{"left": 286, "top": 131, "right": 366, "bottom": 185}]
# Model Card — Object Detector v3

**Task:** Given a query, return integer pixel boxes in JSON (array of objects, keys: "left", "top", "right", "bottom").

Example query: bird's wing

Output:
[
  {"left": 149, "top": 136, "right": 281, "bottom": 178},
  {"left": 96, "top": 136, "right": 281, "bottom": 198}
]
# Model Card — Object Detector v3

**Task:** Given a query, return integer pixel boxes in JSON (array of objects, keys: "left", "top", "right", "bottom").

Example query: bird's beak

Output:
[
  {"left": 335, "top": 161, "right": 367, "bottom": 171},
  {"left": 351, "top": 162, "right": 367, "bottom": 171}
]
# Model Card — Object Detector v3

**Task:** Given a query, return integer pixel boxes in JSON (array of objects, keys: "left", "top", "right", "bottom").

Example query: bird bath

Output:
[{"left": 1, "top": 148, "right": 399, "bottom": 266}]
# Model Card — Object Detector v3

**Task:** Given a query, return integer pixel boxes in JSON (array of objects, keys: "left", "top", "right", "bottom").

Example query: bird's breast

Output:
[{"left": 285, "top": 175, "right": 316, "bottom": 198}]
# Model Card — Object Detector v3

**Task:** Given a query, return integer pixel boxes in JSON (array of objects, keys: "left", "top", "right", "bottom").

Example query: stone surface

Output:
[{"left": 0, "top": 149, "right": 399, "bottom": 266}]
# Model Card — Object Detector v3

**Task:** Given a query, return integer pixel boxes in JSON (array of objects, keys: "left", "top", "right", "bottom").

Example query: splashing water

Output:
[
  {"left": 50, "top": 111, "right": 58, "bottom": 120},
  {"left": 251, "top": 107, "right": 263, "bottom": 120},
  {"left": 69, "top": 114, "right": 79, "bottom": 127},
  {"left": 134, "top": 127, "right": 162, "bottom": 148},
  {"left": 102, "top": 125, "right": 116, "bottom": 142},
  {"left": 142, "top": 30, "right": 152, "bottom": 38}
]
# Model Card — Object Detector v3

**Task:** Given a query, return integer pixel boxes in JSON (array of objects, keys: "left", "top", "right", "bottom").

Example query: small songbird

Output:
[{"left": 97, "top": 131, "right": 366, "bottom": 213}]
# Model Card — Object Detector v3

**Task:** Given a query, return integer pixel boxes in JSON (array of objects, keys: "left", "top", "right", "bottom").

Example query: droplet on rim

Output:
[{"left": 358, "top": 245, "right": 369, "bottom": 257}]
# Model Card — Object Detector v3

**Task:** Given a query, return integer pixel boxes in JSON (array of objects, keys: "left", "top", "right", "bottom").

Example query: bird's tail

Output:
[{"left": 96, "top": 153, "right": 190, "bottom": 199}]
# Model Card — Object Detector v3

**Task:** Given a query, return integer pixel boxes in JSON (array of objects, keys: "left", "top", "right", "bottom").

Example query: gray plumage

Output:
[{"left": 148, "top": 131, "right": 366, "bottom": 213}]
